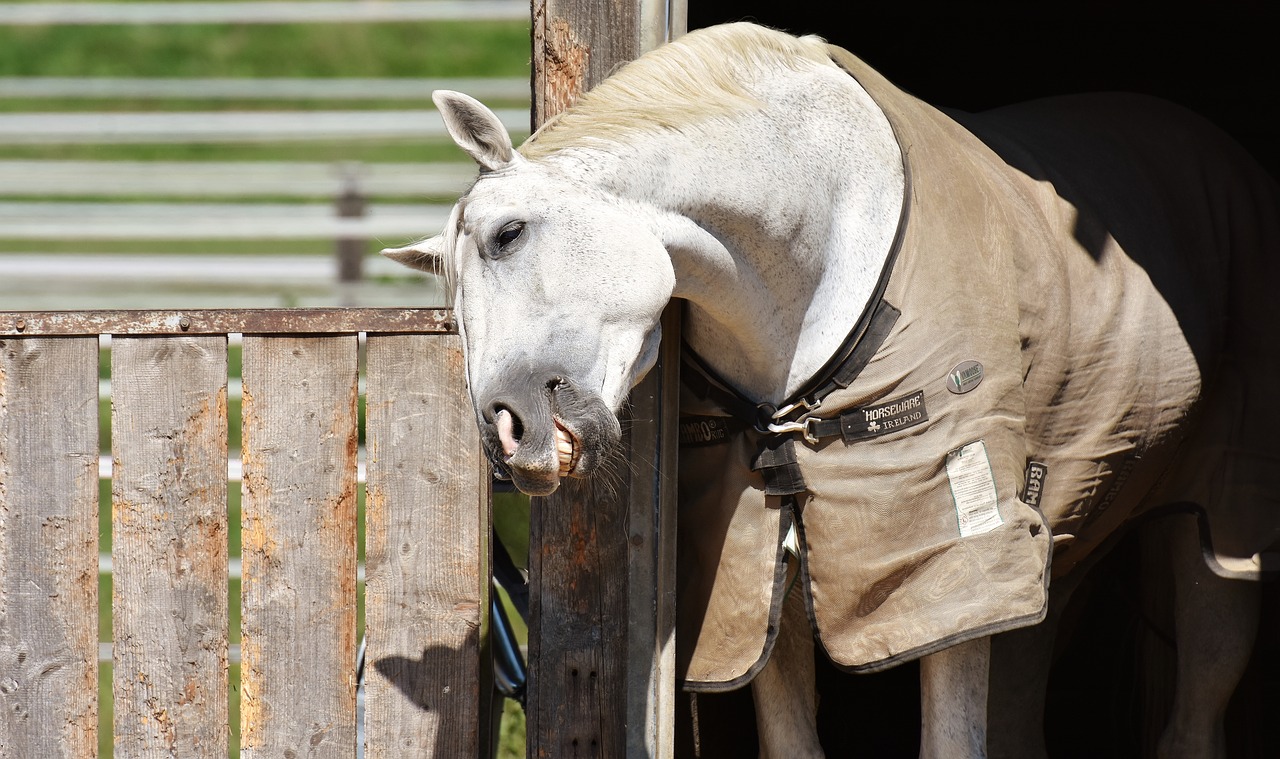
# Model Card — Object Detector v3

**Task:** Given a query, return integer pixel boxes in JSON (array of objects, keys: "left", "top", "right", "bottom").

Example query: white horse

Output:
[{"left": 385, "top": 22, "right": 1277, "bottom": 757}]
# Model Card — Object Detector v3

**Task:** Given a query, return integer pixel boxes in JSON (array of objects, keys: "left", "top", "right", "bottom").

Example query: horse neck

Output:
[{"left": 573, "top": 68, "right": 905, "bottom": 403}]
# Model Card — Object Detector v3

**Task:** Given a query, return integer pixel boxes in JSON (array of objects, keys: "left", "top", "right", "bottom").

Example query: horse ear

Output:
[
  {"left": 432, "top": 90, "right": 522, "bottom": 172},
  {"left": 381, "top": 235, "right": 444, "bottom": 273}
]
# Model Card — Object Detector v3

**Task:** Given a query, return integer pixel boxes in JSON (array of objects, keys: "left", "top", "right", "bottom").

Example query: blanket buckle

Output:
[
  {"left": 773, "top": 397, "right": 821, "bottom": 420},
  {"left": 767, "top": 417, "right": 821, "bottom": 445}
]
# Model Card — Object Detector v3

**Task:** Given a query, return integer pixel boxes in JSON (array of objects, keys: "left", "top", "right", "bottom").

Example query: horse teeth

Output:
[{"left": 555, "top": 426, "right": 574, "bottom": 475}]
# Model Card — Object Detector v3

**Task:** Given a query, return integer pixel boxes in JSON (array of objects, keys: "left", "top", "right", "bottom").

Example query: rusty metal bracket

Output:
[{"left": 0, "top": 308, "right": 454, "bottom": 337}]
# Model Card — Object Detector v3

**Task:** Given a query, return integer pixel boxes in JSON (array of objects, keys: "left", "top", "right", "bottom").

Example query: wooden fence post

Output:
[
  {"left": 335, "top": 163, "right": 366, "bottom": 286},
  {"left": 529, "top": 2, "right": 684, "bottom": 756}
]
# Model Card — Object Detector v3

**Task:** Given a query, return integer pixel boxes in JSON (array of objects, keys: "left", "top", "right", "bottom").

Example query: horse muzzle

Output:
[{"left": 479, "top": 375, "right": 620, "bottom": 496}]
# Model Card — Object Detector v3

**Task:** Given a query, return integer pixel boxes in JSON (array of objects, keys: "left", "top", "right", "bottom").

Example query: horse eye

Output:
[{"left": 495, "top": 222, "right": 525, "bottom": 249}]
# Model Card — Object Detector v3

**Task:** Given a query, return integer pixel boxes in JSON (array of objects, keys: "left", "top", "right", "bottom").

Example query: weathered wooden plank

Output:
[
  {"left": 0, "top": 337, "right": 99, "bottom": 758},
  {"left": 0, "top": 307, "right": 452, "bottom": 337},
  {"left": 363, "top": 333, "right": 488, "bottom": 758},
  {"left": 239, "top": 335, "right": 359, "bottom": 758},
  {"left": 529, "top": 2, "right": 642, "bottom": 752},
  {"left": 111, "top": 335, "right": 228, "bottom": 757},
  {"left": 625, "top": 305, "right": 681, "bottom": 759},
  {"left": 527, "top": 473, "right": 629, "bottom": 758},
  {"left": 530, "top": 1, "right": 682, "bottom": 757}
]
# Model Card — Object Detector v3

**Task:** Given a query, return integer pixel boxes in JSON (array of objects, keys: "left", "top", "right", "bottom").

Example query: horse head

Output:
[{"left": 385, "top": 91, "right": 676, "bottom": 496}]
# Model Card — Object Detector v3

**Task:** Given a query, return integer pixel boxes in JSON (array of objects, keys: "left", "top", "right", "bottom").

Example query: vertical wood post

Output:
[
  {"left": 0, "top": 337, "right": 99, "bottom": 759},
  {"left": 363, "top": 333, "right": 489, "bottom": 757},
  {"left": 111, "top": 336, "right": 229, "bottom": 758},
  {"left": 530, "top": 2, "right": 684, "bottom": 756},
  {"left": 239, "top": 335, "right": 359, "bottom": 757},
  {"left": 335, "top": 164, "right": 366, "bottom": 285},
  {"left": 624, "top": 306, "right": 681, "bottom": 759}
]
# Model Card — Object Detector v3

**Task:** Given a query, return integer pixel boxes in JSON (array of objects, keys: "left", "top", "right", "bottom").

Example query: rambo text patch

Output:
[
  {"left": 840, "top": 389, "right": 928, "bottom": 443},
  {"left": 679, "top": 416, "right": 735, "bottom": 447},
  {"left": 1022, "top": 460, "right": 1048, "bottom": 508}
]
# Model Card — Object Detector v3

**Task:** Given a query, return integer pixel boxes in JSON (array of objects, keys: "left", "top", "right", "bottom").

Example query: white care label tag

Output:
[{"left": 945, "top": 440, "right": 1003, "bottom": 537}]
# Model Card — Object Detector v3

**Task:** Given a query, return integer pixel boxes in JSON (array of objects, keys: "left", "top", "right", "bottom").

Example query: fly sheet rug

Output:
[{"left": 675, "top": 43, "right": 1280, "bottom": 691}]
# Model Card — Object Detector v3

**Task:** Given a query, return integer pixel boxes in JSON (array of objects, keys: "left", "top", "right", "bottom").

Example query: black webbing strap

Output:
[
  {"left": 751, "top": 436, "right": 807, "bottom": 496},
  {"left": 682, "top": 298, "right": 901, "bottom": 498}
]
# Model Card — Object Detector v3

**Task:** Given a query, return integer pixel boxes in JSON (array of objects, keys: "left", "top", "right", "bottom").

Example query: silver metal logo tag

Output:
[{"left": 947, "top": 360, "right": 984, "bottom": 394}]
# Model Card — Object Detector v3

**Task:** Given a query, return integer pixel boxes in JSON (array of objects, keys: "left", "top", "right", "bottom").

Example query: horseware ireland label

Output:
[
  {"left": 946, "top": 440, "right": 1004, "bottom": 537},
  {"left": 839, "top": 389, "right": 927, "bottom": 442}
]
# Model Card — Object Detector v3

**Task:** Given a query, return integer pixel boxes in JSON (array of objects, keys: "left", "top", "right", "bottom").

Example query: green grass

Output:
[
  {"left": 0, "top": 22, "right": 530, "bottom": 79},
  {"left": 498, "top": 698, "right": 527, "bottom": 759}
]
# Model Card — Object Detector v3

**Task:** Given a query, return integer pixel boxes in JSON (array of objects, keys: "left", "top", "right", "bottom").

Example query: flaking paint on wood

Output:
[
  {"left": 363, "top": 334, "right": 488, "bottom": 758},
  {"left": 240, "top": 335, "right": 359, "bottom": 758},
  {"left": 110, "top": 335, "right": 229, "bottom": 758},
  {"left": 0, "top": 337, "right": 99, "bottom": 758},
  {"left": 532, "top": 0, "right": 640, "bottom": 126}
]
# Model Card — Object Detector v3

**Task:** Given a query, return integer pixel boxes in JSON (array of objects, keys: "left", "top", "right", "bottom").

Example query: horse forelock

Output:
[
  {"left": 519, "top": 23, "right": 834, "bottom": 160},
  {"left": 436, "top": 197, "right": 466, "bottom": 292}
]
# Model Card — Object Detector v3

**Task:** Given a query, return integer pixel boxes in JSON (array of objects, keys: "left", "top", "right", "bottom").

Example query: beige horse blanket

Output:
[{"left": 676, "top": 44, "right": 1280, "bottom": 690}]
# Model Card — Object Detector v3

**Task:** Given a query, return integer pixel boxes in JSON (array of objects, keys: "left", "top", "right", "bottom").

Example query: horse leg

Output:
[
  {"left": 919, "top": 636, "right": 991, "bottom": 758},
  {"left": 987, "top": 563, "right": 1092, "bottom": 759},
  {"left": 751, "top": 583, "right": 824, "bottom": 759},
  {"left": 1151, "top": 514, "right": 1260, "bottom": 759}
]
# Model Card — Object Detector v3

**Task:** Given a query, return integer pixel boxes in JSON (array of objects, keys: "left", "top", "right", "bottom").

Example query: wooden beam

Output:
[
  {"left": 0, "top": 308, "right": 452, "bottom": 337},
  {"left": 529, "top": 2, "right": 681, "bottom": 756}
]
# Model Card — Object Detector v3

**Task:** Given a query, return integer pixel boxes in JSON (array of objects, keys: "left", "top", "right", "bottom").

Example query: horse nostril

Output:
[{"left": 491, "top": 404, "right": 524, "bottom": 457}]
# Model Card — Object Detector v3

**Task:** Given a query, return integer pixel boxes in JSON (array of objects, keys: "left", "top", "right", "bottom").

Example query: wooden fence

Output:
[
  {"left": 0, "top": 308, "right": 492, "bottom": 757},
  {"left": 2, "top": 3, "right": 688, "bottom": 757}
]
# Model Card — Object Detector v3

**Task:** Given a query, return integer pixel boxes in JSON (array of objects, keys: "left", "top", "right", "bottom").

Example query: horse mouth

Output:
[
  {"left": 554, "top": 419, "right": 580, "bottom": 477},
  {"left": 492, "top": 409, "right": 584, "bottom": 491},
  {"left": 496, "top": 408, "right": 579, "bottom": 476},
  {"left": 485, "top": 379, "right": 619, "bottom": 496}
]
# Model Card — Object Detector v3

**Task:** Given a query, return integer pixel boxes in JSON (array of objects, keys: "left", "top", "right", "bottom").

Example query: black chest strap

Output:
[{"left": 681, "top": 298, "right": 902, "bottom": 497}]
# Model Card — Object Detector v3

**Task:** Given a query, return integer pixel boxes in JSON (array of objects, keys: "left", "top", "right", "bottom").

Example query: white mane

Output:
[{"left": 520, "top": 23, "right": 833, "bottom": 160}]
